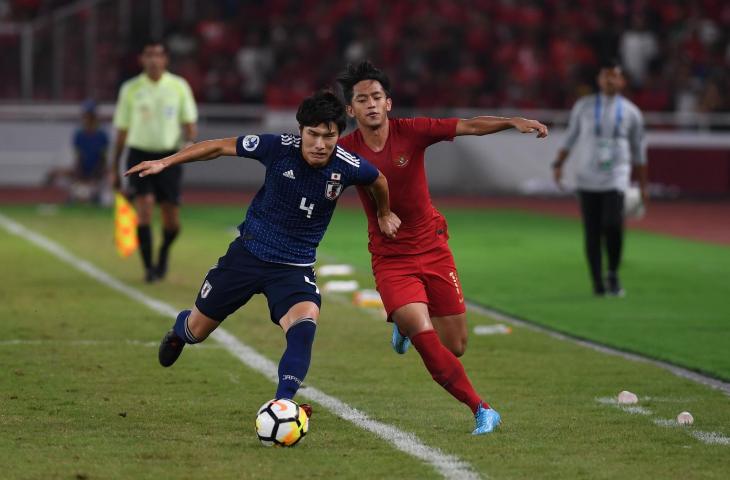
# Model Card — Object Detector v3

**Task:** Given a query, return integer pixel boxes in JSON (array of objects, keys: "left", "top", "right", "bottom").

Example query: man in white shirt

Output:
[{"left": 552, "top": 60, "right": 648, "bottom": 296}]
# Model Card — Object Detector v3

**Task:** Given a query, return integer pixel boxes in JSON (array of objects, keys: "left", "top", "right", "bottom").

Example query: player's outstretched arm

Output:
[
  {"left": 364, "top": 171, "right": 401, "bottom": 239},
  {"left": 456, "top": 116, "right": 548, "bottom": 138},
  {"left": 124, "top": 137, "right": 238, "bottom": 178}
]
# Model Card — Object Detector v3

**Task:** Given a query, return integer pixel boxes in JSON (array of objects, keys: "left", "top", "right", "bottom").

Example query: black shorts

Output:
[
  {"left": 194, "top": 238, "right": 321, "bottom": 324},
  {"left": 126, "top": 147, "right": 182, "bottom": 205}
]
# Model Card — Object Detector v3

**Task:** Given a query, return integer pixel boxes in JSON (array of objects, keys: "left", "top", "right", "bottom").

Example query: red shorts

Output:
[{"left": 372, "top": 243, "right": 466, "bottom": 321}]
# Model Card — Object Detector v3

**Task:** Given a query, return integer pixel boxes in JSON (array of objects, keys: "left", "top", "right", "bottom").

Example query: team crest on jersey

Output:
[
  {"left": 393, "top": 153, "right": 409, "bottom": 167},
  {"left": 242, "top": 135, "right": 259, "bottom": 151},
  {"left": 325, "top": 173, "right": 343, "bottom": 200},
  {"left": 201, "top": 280, "right": 213, "bottom": 298}
]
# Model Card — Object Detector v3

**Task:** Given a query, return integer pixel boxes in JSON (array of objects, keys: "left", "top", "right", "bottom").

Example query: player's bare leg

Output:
[
  {"left": 159, "top": 306, "right": 219, "bottom": 367},
  {"left": 134, "top": 193, "right": 156, "bottom": 282},
  {"left": 276, "top": 301, "right": 319, "bottom": 417},
  {"left": 389, "top": 302, "right": 430, "bottom": 354},
  {"left": 393, "top": 302, "right": 500, "bottom": 434},
  {"left": 392, "top": 302, "right": 432, "bottom": 337},
  {"left": 431, "top": 313, "right": 468, "bottom": 357},
  {"left": 157, "top": 202, "right": 180, "bottom": 279},
  {"left": 279, "top": 301, "right": 319, "bottom": 333}
]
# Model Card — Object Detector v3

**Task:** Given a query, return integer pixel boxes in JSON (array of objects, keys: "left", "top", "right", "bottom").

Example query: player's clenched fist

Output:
[
  {"left": 125, "top": 159, "right": 168, "bottom": 178},
  {"left": 511, "top": 117, "right": 548, "bottom": 138},
  {"left": 378, "top": 212, "right": 401, "bottom": 239}
]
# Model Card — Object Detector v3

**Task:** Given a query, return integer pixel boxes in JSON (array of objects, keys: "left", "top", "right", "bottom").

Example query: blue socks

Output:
[
  {"left": 275, "top": 319, "right": 317, "bottom": 400},
  {"left": 173, "top": 309, "right": 200, "bottom": 344},
  {"left": 171, "top": 311, "right": 316, "bottom": 400}
]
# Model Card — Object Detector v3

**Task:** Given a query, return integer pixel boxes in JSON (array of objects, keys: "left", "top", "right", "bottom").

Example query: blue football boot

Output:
[
  {"left": 391, "top": 323, "right": 411, "bottom": 354},
  {"left": 472, "top": 405, "right": 501, "bottom": 435}
]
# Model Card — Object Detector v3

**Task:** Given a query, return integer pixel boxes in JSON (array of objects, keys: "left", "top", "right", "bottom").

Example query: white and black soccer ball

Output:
[
  {"left": 255, "top": 398, "right": 309, "bottom": 447},
  {"left": 624, "top": 186, "right": 646, "bottom": 219}
]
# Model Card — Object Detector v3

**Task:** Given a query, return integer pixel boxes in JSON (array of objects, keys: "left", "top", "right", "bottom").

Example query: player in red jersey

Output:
[{"left": 336, "top": 61, "right": 548, "bottom": 434}]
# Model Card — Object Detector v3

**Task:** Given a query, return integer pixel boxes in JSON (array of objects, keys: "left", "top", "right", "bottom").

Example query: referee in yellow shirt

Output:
[{"left": 111, "top": 40, "right": 198, "bottom": 282}]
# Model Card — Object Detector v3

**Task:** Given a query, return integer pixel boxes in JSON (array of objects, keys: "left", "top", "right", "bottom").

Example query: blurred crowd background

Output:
[{"left": 1, "top": 0, "right": 729, "bottom": 114}]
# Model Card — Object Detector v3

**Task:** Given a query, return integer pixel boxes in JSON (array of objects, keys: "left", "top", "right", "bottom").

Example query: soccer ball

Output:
[
  {"left": 255, "top": 398, "right": 309, "bottom": 447},
  {"left": 624, "top": 186, "right": 645, "bottom": 219}
]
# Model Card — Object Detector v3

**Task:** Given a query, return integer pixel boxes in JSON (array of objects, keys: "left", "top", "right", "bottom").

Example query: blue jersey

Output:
[
  {"left": 235, "top": 133, "right": 379, "bottom": 265},
  {"left": 73, "top": 128, "right": 109, "bottom": 178}
]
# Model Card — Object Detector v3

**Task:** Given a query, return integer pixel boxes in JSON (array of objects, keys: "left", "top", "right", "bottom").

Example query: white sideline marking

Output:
[
  {"left": 652, "top": 418, "right": 676, "bottom": 427},
  {"left": 621, "top": 406, "right": 653, "bottom": 415},
  {"left": 0, "top": 212, "right": 480, "bottom": 480},
  {"left": 594, "top": 397, "right": 652, "bottom": 415},
  {"left": 596, "top": 398, "right": 729, "bottom": 446},
  {"left": 691, "top": 431, "right": 730, "bottom": 445},
  {"left": 653, "top": 419, "right": 730, "bottom": 445}
]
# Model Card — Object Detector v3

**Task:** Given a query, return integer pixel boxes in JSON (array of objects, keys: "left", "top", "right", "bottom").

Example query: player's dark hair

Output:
[
  {"left": 336, "top": 61, "right": 391, "bottom": 104},
  {"left": 296, "top": 90, "right": 347, "bottom": 134},
  {"left": 599, "top": 57, "right": 622, "bottom": 71},
  {"left": 140, "top": 38, "right": 166, "bottom": 53}
]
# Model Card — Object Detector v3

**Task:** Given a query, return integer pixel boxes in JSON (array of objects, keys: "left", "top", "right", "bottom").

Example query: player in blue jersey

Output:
[{"left": 125, "top": 91, "right": 400, "bottom": 413}]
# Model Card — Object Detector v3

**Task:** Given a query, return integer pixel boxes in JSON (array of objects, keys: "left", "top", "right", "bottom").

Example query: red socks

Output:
[{"left": 410, "top": 329, "right": 488, "bottom": 414}]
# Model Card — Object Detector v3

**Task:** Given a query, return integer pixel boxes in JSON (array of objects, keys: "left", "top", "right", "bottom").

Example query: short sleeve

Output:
[
  {"left": 351, "top": 155, "right": 379, "bottom": 186},
  {"left": 236, "top": 134, "right": 280, "bottom": 167},
  {"left": 112, "top": 83, "right": 131, "bottom": 130},
  {"left": 179, "top": 79, "right": 198, "bottom": 124},
  {"left": 403, "top": 117, "right": 458, "bottom": 148}
]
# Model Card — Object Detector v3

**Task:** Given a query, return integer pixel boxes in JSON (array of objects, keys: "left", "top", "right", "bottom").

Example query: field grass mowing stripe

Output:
[
  {"left": 467, "top": 301, "right": 730, "bottom": 397},
  {"left": 0, "top": 212, "right": 481, "bottom": 480}
]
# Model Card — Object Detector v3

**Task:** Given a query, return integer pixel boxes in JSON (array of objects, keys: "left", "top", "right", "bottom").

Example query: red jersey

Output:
[{"left": 338, "top": 117, "right": 458, "bottom": 256}]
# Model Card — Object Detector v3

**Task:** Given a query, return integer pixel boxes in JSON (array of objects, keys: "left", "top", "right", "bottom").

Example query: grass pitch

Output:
[
  {"left": 323, "top": 205, "right": 730, "bottom": 380},
  {"left": 1, "top": 204, "right": 728, "bottom": 479}
]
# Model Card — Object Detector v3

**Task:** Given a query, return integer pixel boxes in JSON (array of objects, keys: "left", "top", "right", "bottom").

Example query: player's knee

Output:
[{"left": 289, "top": 302, "right": 320, "bottom": 321}]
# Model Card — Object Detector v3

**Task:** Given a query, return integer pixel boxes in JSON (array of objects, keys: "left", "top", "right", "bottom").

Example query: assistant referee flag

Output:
[{"left": 114, "top": 193, "right": 138, "bottom": 257}]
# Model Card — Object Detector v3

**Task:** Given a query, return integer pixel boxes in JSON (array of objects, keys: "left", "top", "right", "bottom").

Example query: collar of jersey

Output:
[{"left": 141, "top": 71, "right": 170, "bottom": 86}]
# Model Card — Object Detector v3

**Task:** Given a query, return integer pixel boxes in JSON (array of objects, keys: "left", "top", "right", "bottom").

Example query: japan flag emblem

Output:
[{"left": 325, "top": 181, "right": 343, "bottom": 200}]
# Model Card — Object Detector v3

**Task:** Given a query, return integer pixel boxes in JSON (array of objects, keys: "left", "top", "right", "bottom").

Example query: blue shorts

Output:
[{"left": 194, "top": 238, "right": 321, "bottom": 324}]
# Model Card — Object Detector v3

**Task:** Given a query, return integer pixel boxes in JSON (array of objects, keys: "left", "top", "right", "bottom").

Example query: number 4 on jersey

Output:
[{"left": 299, "top": 197, "right": 314, "bottom": 218}]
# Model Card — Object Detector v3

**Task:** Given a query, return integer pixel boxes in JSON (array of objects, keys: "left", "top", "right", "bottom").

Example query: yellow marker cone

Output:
[{"left": 114, "top": 193, "right": 138, "bottom": 257}]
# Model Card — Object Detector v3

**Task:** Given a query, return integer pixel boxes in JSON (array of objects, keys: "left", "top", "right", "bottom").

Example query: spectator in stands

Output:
[
  {"left": 620, "top": 14, "right": 658, "bottom": 88},
  {"left": 45, "top": 99, "right": 109, "bottom": 205},
  {"left": 4, "top": 0, "right": 730, "bottom": 115},
  {"left": 235, "top": 30, "right": 274, "bottom": 102}
]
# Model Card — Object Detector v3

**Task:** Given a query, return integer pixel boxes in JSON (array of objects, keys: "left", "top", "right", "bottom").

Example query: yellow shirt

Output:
[{"left": 113, "top": 72, "right": 198, "bottom": 152}]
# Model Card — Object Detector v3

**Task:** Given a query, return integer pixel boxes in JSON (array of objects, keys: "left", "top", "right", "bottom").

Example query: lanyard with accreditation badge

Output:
[{"left": 594, "top": 94, "right": 623, "bottom": 170}]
